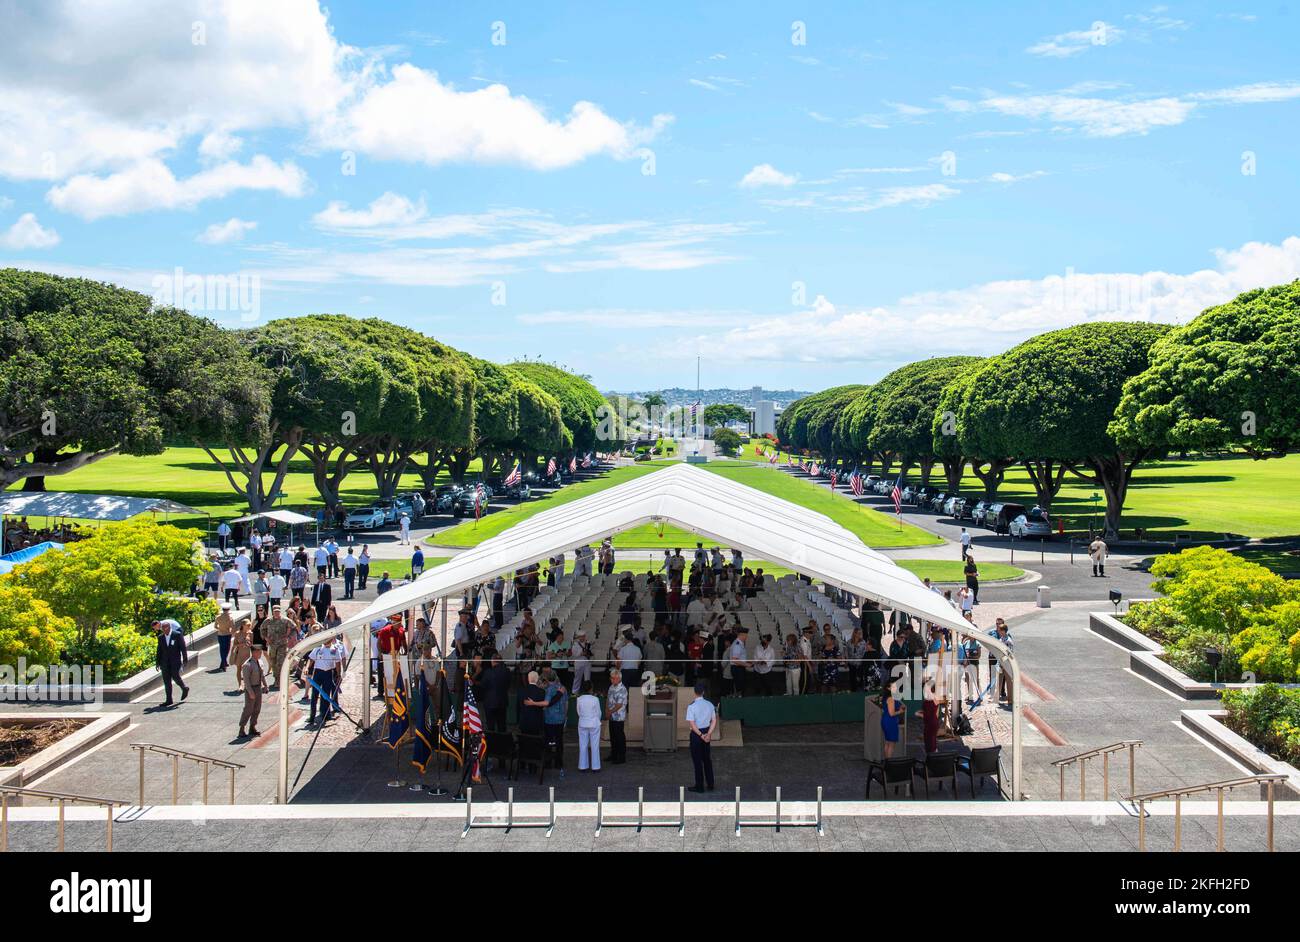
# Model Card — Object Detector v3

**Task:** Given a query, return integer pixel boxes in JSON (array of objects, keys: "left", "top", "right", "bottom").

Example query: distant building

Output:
[{"left": 749, "top": 400, "right": 777, "bottom": 437}]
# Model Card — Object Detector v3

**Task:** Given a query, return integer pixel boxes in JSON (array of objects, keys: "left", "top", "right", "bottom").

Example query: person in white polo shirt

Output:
[
  {"left": 305, "top": 637, "right": 343, "bottom": 728},
  {"left": 574, "top": 680, "right": 602, "bottom": 773},
  {"left": 686, "top": 682, "right": 716, "bottom": 793}
]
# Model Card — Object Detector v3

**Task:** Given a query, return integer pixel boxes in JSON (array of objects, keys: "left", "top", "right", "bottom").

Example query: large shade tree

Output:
[
  {"left": 957, "top": 321, "right": 1171, "bottom": 535},
  {"left": 1112, "top": 282, "right": 1300, "bottom": 459},
  {"left": 0, "top": 269, "right": 267, "bottom": 491},
  {"left": 869, "top": 357, "right": 982, "bottom": 486},
  {"left": 508, "top": 361, "right": 609, "bottom": 458}
]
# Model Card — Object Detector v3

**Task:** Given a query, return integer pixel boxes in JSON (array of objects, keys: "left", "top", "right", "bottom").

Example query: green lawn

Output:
[
  {"left": 930, "top": 452, "right": 1300, "bottom": 541},
  {"left": 432, "top": 461, "right": 940, "bottom": 549}
]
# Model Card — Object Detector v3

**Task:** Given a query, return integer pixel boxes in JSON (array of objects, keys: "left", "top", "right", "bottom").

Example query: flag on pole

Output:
[
  {"left": 569, "top": 456, "right": 577, "bottom": 473},
  {"left": 891, "top": 476, "right": 904, "bottom": 515},
  {"left": 545, "top": 457, "right": 557, "bottom": 476},
  {"left": 385, "top": 668, "right": 409, "bottom": 749},
  {"left": 850, "top": 470, "right": 865, "bottom": 497},
  {"left": 768, "top": 451, "right": 778, "bottom": 465},
  {"left": 830, "top": 470, "right": 838, "bottom": 490},
  {"left": 436, "top": 669, "right": 463, "bottom": 764},
  {"left": 581, "top": 452, "right": 593, "bottom": 468},
  {"left": 811, "top": 462, "right": 820, "bottom": 476},
  {"left": 503, "top": 461, "right": 522, "bottom": 487},
  {"left": 410, "top": 673, "right": 434, "bottom": 773},
  {"left": 474, "top": 482, "right": 486, "bottom": 520},
  {"left": 461, "top": 676, "right": 487, "bottom": 782}
]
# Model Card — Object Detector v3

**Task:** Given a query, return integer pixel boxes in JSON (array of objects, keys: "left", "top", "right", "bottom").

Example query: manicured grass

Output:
[
  {"left": 432, "top": 461, "right": 940, "bottom": 549},
  {"left": 1230, "top": 547, "right": 1300, "bottom": 574},
  {"left": 920, "top": 452, "right": 1300, "bottom": 541}
]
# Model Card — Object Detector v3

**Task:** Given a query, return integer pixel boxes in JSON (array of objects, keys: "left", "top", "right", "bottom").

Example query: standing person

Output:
[
  {"left": 214, "top": 602, "right": 236, "bottom": 672},
  {"left": 410, "top": 546, "right": 424, "bottom": 579},
  {"left": 728, "top": 627, "right": 751, "bottom": 697},
  {"left": 260, "top": 605, "right": 292, "bottom": 691},
  {"left": 1089, "top": 536, "right": 1108, "bottom": 578},
  {"left": 289, "top": 561, "right": 308, "bottom": 601},
  {"left": 216, "top": 520, "right": 231, "bottom": 552},
  {"left": 221, "top": 565, "right": 242, "bottom": 609},
  {"left": 881, "top": 685, "right": 903, "bottom": 758},
  {"left": 490, "top": 573, "right": 505, "bottom": 629},
  {"left": 782, "top": 633, "right": 802, "bottom": 696},
  {"left": 324, "top": 537, "right": 339, "bottom": 578},
  {"left": 575, "top": 680, "right": 602, "bottom": 773},
  {"left": 964, "top": 555, "right": 980, "bottom": 605},
  {"left": 478, "top": 650, "right": 512, "bottom": 733},
  {"left": 305, "top": 637, "right": 342, "bottom": 729},
  {"left": 341, "top": 547, "right": 358, "bottom": 599},
  {"left": 752, "top": 633, "right": 776, "bottom": 696},
  {"left": 542, "top": 669, "right": 569, "bottom": 778},
  {"left": 234, "top": 548, "right": 252, "bottom": 593},
  {"left": 277, "top": 544, "right": 294, "bottom": 582},
  {"left": 845, "top": 627, "right": 869, "bottom": 692},
  {"left": 959, "top": 527, "right": 972, "bottom": 561},
  {"left": 202, "top": 556, "right": 222, "bottom": 598},
  {"left": 238, "top": 644, "right": 268, "bottom": 738},
  {"left": 605, "top": 669, "right": 628, "bottom": 764},
  {"left": 399, "top": 512, "right": 411, "bottom": 546},
  {"left": 252, "top": 571, "right": 270, "bottom": 611},
  {"left": 313, "top": 544, "right": 328, "bottom": 581},
  {"left": 230, "top": 616, "right": 254, "bottom": 692},
  {"left": 268, "top": 568, "right": 286, "bottom": 608},
  {"left": 686, "top": 682, "right": 716, "bottom": 793},
  {"left": 152, "top": 619, "right": 189, "bottom": 706},
  {"left": 309, "top": 575, "right": 332, "bottom": 624},
  {"left": 571, "top": 630, "right": 592, "bottom": 694},
  {"left": 358, "top": 545, "right": 371, "bottom": 590}
]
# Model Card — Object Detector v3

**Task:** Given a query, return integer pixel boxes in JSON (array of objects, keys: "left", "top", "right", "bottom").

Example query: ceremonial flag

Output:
[
  {"left": 891, "top": 476, "right": 904, "bottom": 515},
  {"left": 545, "top": 457, "right": 557, "bottom": 476},
  {"left": 850, "top": 470, "right": 865, "bottom": 497},
  {"left": 811, "top": 462, "right": 820, "bottom": 476},
  {"left": 503, "top": 461, "right": 522, "bottom": 487},
  {"left": 581, "top": 452, "right": 593, "bottom": 468},
  {"left": 768, "top": 451, "right": 778, "bottom": 465},
  {"left": 385, "top": 668, "right": 409, "bottom": 749},
  {"left": 410, "top": 673, "right": 434, "bottom": 773},
  {"left": 569, "top": 456, "right": 577, "bottom": 473},
  {"left": 461, "top": 675, "right": 487, "bottom": 782},
  {"left": 474, "top": 482, "right": 486, "bottom": 521},
  {"left": 830, "top": 470, "right": 838, "bottom": 490},
  {"left": 436, "top": 669, "right": 463, "bottom": 764}
]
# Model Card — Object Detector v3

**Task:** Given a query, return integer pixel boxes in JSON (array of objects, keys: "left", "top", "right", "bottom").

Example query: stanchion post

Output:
[
  {"left": 1174, "top": 795, "right": 1181, "bottom": 851},
  {"left": 1079, "top": 756, "right": 1087, "bottom": 800},
  {"left": 816, "top": 786, "right": 824, "bottom": 835},
  {"left": 1103, "top": 752, "right": 1110, "bottom": 800},
  {"left": 138, "top": 747, "right": 145, "bottom": 807},
  {"left": 734, "top": 786, "right": 741, "bottom": 836},
  {"left": 1128, "top": 743, "right": 1136, "bottom": 798},
  {"left": 1137, "top": 800, "right": 1146, "bottom": 851},
  {"left": 595, "top": 786, "right": 603, "bottom": 836},
  {"left": 171, "top": 754, "right": 179, "bottom": 805},
  {"left": 1216, "top": 788, "right": 1225, "bottom": 852},
  {"left": 1, "top": 793, "right": 8, "bottom": 852},
  {"left": 637, "top": 786, "right": 645, "bottom": 832},
  {"left": 229, "top": 766, "right": 237, "bottom": 804},
  {"left": 202, "top": 763, "right": 210, "bottom": 805},
  {"left": 678, "top": 786, "right": 686, "bottom": 836}
]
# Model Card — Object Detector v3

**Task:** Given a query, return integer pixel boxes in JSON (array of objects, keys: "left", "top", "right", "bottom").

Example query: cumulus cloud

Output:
[
  {"left": 671, "top": 236, "right": 1300, "bottom": 366},
  {"left": 47, "top": 156, "right": 308, "bottom": 220},
  {"left": 1, "top": 212, "right": 60, "bottom": 249},
  {"left": 197, "top": 217, "right": 257, "bottom": 245},
  {"left": 0, "top": 0, "right": 670, "bottom": 215},
  {"left": 739, "top": 164, "right": 798, "bottom": 188},
  {"left": 1026, "top": 22, "right": 1123, "bottom": 58}
]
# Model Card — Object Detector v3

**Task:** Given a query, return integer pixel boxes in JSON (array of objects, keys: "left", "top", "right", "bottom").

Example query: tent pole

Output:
[
  {"left": 1011, "top": 659, "right": 1023, "bottom": 801},
  {"left": 277, "top": 654, "right": 291, "bottom": 804},
  {"left": 363, "top": 624, "right": 372, "bottom": 731}
]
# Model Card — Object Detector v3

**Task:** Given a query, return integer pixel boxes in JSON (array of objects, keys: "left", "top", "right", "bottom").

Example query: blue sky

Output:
[{"left": 1, "top": 1, "right": 1298, "bottom": 390}]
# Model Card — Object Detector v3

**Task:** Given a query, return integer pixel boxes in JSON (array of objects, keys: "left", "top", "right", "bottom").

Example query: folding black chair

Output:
[
  {"left": 957, "top": 745, "right": 1002, "bottom": 798},
  {"left": 484, "top": 730, "right": 517, "bottom": 778},
  {"left": 514, "top": 733, "right": 547, "bottom": 784},
  {"left": 866, "top": 756, "right": 916, "bottom": 799},
  {"left": 913, "top": 752, "right": 960, "bottom": 799}
]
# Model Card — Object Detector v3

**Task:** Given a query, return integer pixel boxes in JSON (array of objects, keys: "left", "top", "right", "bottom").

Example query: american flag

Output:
[
  {"left": 890, "top": 476, "right": 903, "bottom": 515},
  {"left": 768, "top": 451, "right": 778, "bottom": 465},
  {"left": 462, "top": 679, "right": 483, "bottom": 735},
  {"left": 545, "top": 457, "right": 557, "bottom": 476},
  {"left": 787, "top": 455, "right": 796, "bottom": 467},
  {"left": 474, "top": 482, "right": 486, "bottom": 520},
  {"left": 811, "top": 462, "right": 820, "bottom": 476},
  {"left": 581, "top": 453, "right": 593, "bottom": 468},
  {"left": 569, "top": 456, "right": 577, "bottom": 473},
  {"left": 830, "top": 470, "right": 838, "bottom": 489},
  {"left": 503, "top": 462, "right": 521, "bottom": 486},
  {"left": 850, "top": 471, "right": 865, "bottom": 497}
]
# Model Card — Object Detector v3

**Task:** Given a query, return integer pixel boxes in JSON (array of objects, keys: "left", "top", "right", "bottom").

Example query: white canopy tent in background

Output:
[
  {"left": 278, "top": 463, "right": 1022, "bottom": 802},
  {"left": 0, "top": 490, "right": 209, "bottom": 549},
  {"left": 227, "top": 509, "right": 319, "bottom": 547}
]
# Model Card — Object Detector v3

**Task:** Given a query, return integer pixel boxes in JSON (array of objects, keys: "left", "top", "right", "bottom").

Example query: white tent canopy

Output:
[
  {"left": 279, "top": 462, "right": 1022, "bottom": 802},
  {"left": 228, "top": 509, "right": 315, "bottom": 526},
  {"left": 0, "top": 490, "right": 206, "bottom": 522}
]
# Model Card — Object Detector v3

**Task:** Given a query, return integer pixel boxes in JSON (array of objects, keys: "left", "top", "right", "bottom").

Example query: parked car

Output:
[
  {"left": 986, "top": 502, "right": 1028, "bottom": 534},
  {"left": 911, "top": 486, "right": 933, "bottom": 507},
  {"left": 944, "top": 496, "right": 969, "bottom": 518},
  {"left": 344, "top": 506, "right": 386, "bottom": 530},
  {"left": 433, "top": 485, "right": 462, "bottom": 514},
  {"left": 1009, "top": 507, "right": 1054, "bottom": 539},
  {"left": 970, "top": 500, "right": 991, "bottom": 526},
  {"left": 929, "top": 492, "right": 947, "bottom": 512},
  {"left": 864, "top": 475, "right": 881, "bottom": 493}
]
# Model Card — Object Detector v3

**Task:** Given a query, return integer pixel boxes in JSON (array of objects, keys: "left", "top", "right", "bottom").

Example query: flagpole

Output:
[{"left": 387, "top": 647, "right": 406, "bottom": 788}]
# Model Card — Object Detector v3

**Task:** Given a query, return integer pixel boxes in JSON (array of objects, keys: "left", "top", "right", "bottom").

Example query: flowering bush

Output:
[{"left": 1221, "top": 685, "right": 1300, "bottom": 767}]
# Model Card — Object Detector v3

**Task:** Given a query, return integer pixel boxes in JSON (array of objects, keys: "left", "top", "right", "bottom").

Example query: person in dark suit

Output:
[
  {"left": 309, "top": 576, "right": 332, "bottom": 624},
  {"left": 152, "top": 619, "right": 190, "bottom": 706}
]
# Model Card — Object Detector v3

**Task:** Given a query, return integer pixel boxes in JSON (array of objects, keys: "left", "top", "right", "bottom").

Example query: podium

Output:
[{"left": 642, "top": 689, "right": 677, "bottom": 752}]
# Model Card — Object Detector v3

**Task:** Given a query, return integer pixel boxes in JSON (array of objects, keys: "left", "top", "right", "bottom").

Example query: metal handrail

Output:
[
  {"left": 1052, "top": 740, "right": 1142, "bottom": 800},
  {"left": 0, "top": 785, "right": 131, "bottom": 853},
  {"left": 1126, "top": 774, "right": 1289, "bottom": 852},
  {"left": 131, "top": 743, "right": 246, "bottom": 807}
]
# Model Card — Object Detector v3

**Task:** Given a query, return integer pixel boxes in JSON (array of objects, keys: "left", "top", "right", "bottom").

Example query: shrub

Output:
[
  {"left": 1221, "top": 685, "right": 1300, "bottom": 766},
  {"left": 139, "top": 595, "right": 219, "bottom": 634},
  {"left": 62, "top": 624, "right": 157, "bottom": 683},
  {"left": 1164, "top": 628, "right": 1237, "bottom": 682},
  {"left": 0, "top": 583, "right": 74, "bottom": 677}
]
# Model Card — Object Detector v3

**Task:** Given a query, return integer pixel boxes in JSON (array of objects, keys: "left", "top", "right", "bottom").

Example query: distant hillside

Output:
[{"left": 608, "top": 387, "right": 812, "bottom": 409}]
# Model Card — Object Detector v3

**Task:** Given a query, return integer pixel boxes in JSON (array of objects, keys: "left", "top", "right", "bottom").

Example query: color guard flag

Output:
[
  {"left": 410, "top": 674, "right": 434, "bottom": 772},
  {"left": 385, "top": 669, "right": 409, "bottom": 749}
]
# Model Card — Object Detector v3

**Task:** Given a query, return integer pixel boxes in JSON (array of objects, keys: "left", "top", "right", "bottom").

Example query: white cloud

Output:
[
  {"left": 197, "top": 217, "right": 257, "bottom": 245},
  {"left": 321, "top": 64, "right": 671, "bottom": 171},
  {"left": 739, "top": 164, "right": 798, "bottom": 188},
  {"left": 672, "top": 236, "right": 1300, "bottom": 365},
  {"left": 827, "top": 183, "right": 959, "bottom": 213},
  {"left": 47, "top": 156, "right": 308, "bottom": 220},
  {"left": 0, "top": 0, "right": 670, "bottom": 215},
  {"left": 1027, "top": 22, "right": 1124, "bottom": 58},
  {"left": 1189, "top": 81, "right": 1300, "bottom": 104},
  {"left": 1, "top": 212, "right": 59, "bottom": 249},
  {"left": 516, "top": 308, "right": 744, "bottom": 329}
]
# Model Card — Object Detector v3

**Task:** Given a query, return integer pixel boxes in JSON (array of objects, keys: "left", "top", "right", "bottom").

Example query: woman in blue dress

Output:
[{"left": 881, "top": 685, "right": 903, "bottom": 758}]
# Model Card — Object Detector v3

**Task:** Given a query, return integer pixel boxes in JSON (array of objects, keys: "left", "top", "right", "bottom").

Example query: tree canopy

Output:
[{"left": 1112, "top": 281, "right": 1300, "bottom": 458}]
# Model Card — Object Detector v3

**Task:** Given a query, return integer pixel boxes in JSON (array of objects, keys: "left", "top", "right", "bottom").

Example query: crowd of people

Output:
[{"left": 1, "top": 516, "right": 91, "bottom": 553}]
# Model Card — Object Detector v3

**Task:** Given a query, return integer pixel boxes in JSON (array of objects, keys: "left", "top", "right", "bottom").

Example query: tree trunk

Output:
[
  {"left": 941, "top": 456, "right": 966, "bottom": 492},
  {"left": 878, "top": 452, "right": 894, "bottom": 478},
  {"left": 1070, "top": 453, "right": 1144, "bottom": 539},
  {"left": 365, "top": 437, "right": 413, "bottom": 499},
  {"left": 199, "top": 423, "right": 302, "bottom": 513},
  {"left": 448, "top": 450, "right": 472, "bottom": 483},
  {"left": 1022, "top": 459, "right": 1068, "bottom": 513},
  {"left": 971, "top": 458, "right": 1015, "bottom": 500},
  {"left": 301, "top": 438, "right": 363, "bottom": 516},
  {"left": 918, "top": 458, "right": 935, "bottom": 488}
]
